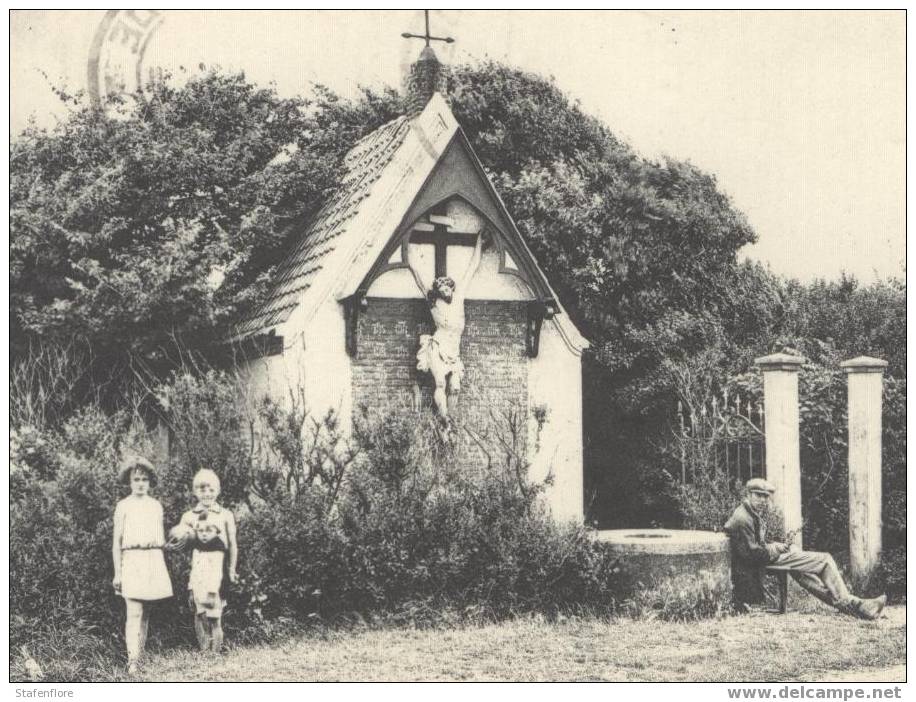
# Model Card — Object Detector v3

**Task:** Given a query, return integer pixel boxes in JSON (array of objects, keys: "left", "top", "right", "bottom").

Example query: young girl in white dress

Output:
[{"left": 111, "top": 456, "right": 173, "bottom": 673}]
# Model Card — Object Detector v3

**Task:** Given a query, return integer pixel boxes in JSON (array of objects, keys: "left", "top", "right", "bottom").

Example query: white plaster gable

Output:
[
  {"left": 279, "top": 93, "right": 458, "bottom": 339},
  {"left": 275, "top": 93, "right": 589, "bottom": 354}
]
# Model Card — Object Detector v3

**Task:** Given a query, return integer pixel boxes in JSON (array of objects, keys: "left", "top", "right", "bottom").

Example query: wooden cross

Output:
[
  {"left": 410, "top": 222, "right": 476, "bottom": 279},
  {"left": 401, "top": 10, "right": 454, "bottom": 48}
]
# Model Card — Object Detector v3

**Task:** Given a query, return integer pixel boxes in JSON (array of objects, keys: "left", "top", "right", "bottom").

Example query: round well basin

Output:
[{"left": 595, "top": 529, "right": 731, "bottom": 597}]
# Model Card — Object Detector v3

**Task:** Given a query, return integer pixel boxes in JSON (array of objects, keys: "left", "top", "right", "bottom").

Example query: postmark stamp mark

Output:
[{"left": 87, "top": 10, "right": 164, "bottom": 108}]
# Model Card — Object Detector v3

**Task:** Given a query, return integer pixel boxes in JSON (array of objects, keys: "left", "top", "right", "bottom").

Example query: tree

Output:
[
  {"left": 443, "top": 64, "right": 760, "bottom": 524},
  {"left": 10, "top": 73, "right": 400, "bottom": 381}
]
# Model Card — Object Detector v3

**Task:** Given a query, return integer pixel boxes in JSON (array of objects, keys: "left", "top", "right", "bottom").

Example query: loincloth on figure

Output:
[{"left": 416, "top": 333, "right": 464, "bottom": 384}]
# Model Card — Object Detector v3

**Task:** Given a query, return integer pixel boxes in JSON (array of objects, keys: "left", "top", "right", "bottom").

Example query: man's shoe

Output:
[
  {"left": 856, "top": 594, "right": 887, "bottom": 620},
  {"left": 836, "top": 597, "right": 860, "bottom": 617},
  {"left": 859, "top": 595, "right": 887, "bottom": 619}
]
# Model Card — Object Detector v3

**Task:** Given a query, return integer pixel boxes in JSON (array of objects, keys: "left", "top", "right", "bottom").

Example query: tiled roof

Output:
[{"left": 231, "top": 115, "right": 411, "bottom": 339}]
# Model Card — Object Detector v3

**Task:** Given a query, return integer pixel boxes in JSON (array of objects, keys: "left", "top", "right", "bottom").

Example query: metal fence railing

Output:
[{"left": 676, "top": 390, "right": 766, "bottom": 484}]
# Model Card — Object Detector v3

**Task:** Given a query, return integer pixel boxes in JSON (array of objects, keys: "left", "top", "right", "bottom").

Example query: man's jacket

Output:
[{"left": 723, "top": 500, "right": 782, "bottom": 608}]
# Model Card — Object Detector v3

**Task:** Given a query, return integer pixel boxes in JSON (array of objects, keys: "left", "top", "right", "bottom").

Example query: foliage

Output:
[
  {"left": 10, "top": 63, "right": 757, "bottom": 429},
  {"left": 257, "top": 390, "right": 355, "bottom": 504},
  {"left": 775, "top": 278, "right": 906, "bottom": 595},
  {"left": 880, "top": 376, "right": 906, "bottom": 595},
  {"left": 9, "top": 338, "right": 95, "bottom": 429},
  {"left": 8, "top": 63, "right": 803, "bottom": 530},
  {"left": 447, "top": 62, "right": 756, "bottom": 393},
  {"left": 9, "top": 73, "right": 400, "bottom": 380},
  {"left": 10, "top": 63, "right": 904, "bottom": 525},
  {"left": 153, "top": 367, "right": 255, "bottom": 517},
  {"left": 242, "top": 409, "right": 621, "bottom": 622},
  {"left": 781, "top": 274, "right": 906, "bottom": 377}
]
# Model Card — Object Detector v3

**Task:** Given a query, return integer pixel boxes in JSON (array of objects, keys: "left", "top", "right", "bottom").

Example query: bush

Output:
[
  {"left": 239, "top": 490, "right": 347, "bottom": 620},
  {"left": 237, "top": 409, "right": 622, "bottom": 623},
  {"left": 880, "top": 377, "right": 906, "bottom": 597},
  {"left": 155, "top": 369, "right": 255, "bottom": 518},
  {"left": 10, "top": 406, "right": 135, "bottom": 640},
  {"left": 10, "top": 406, "right": 197, "bottom": 682}
]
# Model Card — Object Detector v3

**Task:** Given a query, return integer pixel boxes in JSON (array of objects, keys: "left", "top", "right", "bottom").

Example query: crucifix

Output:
[
  {"left": 401, "top": 10, "right": 455, "bottom": 47},
  {"left": 405, "top": 209, "right": 485, "bottom": 434}
]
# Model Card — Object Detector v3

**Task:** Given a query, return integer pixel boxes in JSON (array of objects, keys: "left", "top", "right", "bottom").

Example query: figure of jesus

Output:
[{"left": 406, "top": 230, "right": 485, "bottom": 426}]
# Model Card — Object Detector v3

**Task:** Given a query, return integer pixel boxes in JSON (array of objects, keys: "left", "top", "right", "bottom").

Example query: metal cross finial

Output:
[{"left": 401, "top": 10, "right": 454, "bottom": 47}]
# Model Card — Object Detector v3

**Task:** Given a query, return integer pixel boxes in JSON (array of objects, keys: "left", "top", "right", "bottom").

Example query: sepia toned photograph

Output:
[{"left": 9, "top": 9, "right": 906, "bottom": 687}]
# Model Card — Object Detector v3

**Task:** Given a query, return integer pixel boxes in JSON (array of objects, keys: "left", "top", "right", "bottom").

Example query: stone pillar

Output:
[
  {"left": 755, "top": 353, "right": 805, "bottom": 544},
  {"left": 841, "top": 356, "right": 887, "bottom": 589}
]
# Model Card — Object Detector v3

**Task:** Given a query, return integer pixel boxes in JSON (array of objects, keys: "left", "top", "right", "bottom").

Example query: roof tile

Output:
[{"left": 230, "top": 115, "right": 411, "bottom": 340}]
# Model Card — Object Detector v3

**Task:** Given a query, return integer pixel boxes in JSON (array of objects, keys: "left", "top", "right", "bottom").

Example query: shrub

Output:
[
  {"left": 10, "top": 409, "right": 134, "bottom": 641},
  {"left": 155, "top": 369, "right": 255, "bottom": 517},
  {"left": 55, "top": 406, "right": 127, "bottom": 532},
  {"left": 11, "top": 424, "right": 59, "bottom": 486},
  {"left": 235, "top": 408, "right": 622, "bottom": 623},
  {"left": 238, "top": 489, "right": 348, "bottom": 620},
  {"left": 880, "top": 377, "right": 906, "bottom": 597}
]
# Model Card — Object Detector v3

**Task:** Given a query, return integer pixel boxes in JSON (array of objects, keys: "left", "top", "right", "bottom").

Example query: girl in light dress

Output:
[{"left": 111, "top": 456, "right": 173, "bottom": 674}]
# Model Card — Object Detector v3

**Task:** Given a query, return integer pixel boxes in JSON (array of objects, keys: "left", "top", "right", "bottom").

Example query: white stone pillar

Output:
[
  {"left": 841, "top": 356, "right": 887, "bottom": 589},
  {"left": 755, "top": 353, "right": 805, "bottom": 544}
]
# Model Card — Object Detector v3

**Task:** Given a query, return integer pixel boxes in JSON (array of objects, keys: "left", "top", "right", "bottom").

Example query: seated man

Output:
[{"left": 724, "top": 478, "right": 886, "bottom": 619}]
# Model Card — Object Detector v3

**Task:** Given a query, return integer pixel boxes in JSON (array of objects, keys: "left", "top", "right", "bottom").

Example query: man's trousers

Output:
[{"left": 766, "top": 550, "right": 852, "bottom": 606}]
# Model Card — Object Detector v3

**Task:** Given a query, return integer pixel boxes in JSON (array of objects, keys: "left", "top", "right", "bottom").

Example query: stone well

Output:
[{"left": 595, "top": 529, "right": 731, "bottom": 598}]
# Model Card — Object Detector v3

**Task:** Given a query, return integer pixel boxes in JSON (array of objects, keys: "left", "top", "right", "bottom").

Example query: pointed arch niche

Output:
[{"left": 364, "top": 196, "right": 535, "bottom": 301}]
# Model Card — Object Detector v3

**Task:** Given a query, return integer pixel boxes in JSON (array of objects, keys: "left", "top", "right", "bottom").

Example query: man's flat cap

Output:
[{"left": 746, "top": 478, "right": 776, "bottom": 495}]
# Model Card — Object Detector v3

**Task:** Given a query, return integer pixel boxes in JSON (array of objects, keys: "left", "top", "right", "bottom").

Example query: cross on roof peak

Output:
[{"left": 401, "top": 10, "right": 454, "bottom": 48}]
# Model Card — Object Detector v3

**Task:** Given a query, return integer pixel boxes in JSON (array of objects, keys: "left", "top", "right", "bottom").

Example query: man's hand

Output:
[
  {"left": 766, "top": 542, "right": 790, "bottom": 560},
  {"left": 112, "top": 576, "right": 121, "bottom": 594},
  {"left": 229, "top": 569, "right": 239, "bottom": 584}
]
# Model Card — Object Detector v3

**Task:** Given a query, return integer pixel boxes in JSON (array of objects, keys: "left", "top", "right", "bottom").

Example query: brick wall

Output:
[{"left": 351, "top": 297, "right": 528, "bottom": 468}]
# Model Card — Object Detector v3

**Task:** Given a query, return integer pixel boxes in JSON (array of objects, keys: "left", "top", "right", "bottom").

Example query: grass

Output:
[{"left": 124, "top": 605, "right": 905, "bottom": 682}]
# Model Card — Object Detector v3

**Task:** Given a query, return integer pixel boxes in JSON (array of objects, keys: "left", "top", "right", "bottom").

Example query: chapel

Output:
[{"left": 231, "top": 31, "right": 588, "bottom": 521}]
